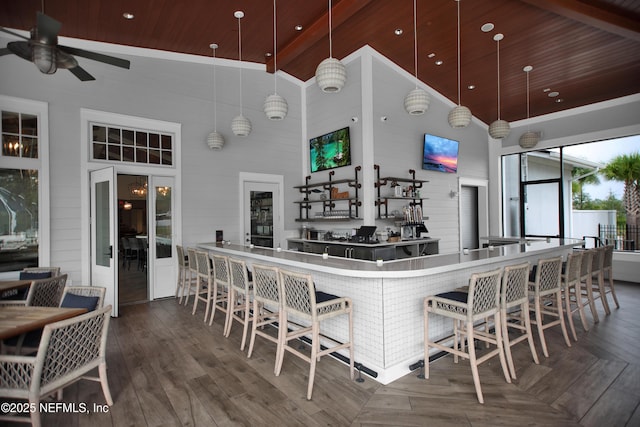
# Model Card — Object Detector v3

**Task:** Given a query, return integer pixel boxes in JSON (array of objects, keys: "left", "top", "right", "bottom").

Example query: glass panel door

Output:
[
  {"left": 149, "top": 176, "right": 175, "bottom": 299},
  {"left": 250, "top": 191, "right": 274, "bottom": 247}
]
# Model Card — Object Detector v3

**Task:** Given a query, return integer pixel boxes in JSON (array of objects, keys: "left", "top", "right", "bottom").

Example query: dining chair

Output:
[
  {"left": 276, "top": 268, "right": 354, "bottom": 400},
  {"left": 247, "top": 263, "right": 282, "bottom": 373},
  {"left": 25, "top": 274, "right": 68, "bottom": 307},
  {"left": 224, "top": 257, "right": 253, "bottom": 350},
  {"left": 561, "top": 251, "right": 586, "bottom": 341},
  {"left": 424, "top": 268, "right": 510, "bottom": 404},
  {"left": 529, "top": 256, "right": 571, "bottom": 358},
  {"left": 500, "top": 262, "right": 539, "bottom": 380},
  {"left": 0, "top": 305, "right": 113, "bottom": 427}
]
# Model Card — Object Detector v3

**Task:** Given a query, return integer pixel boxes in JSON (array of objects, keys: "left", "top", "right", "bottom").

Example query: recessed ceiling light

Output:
[
  {"left": 394, "top": 28, "right": 403, "bottom": 36},
  {"left": 435, "top": 60, "right": 443, "bottom": 65},
  {"left": 123, "top": 12, "right": 134, "bottom": 20},
  {"left": 481, "top": 23, "right": 494, "bottom": 32},
  {"left": 427, "top": 53, "right": 435, "bottom": 58},
  {"left": 548, "top": 91, "right": 559, "bottom": 97},
  {"left": 543, "top": 88, "right": 551, "bottom": 92},
  {"left": 467, "top": 84, "right": 475, "bottom": 90},
  {"left": 295, "top": 25, "right": 303, "bottom": 31},
  {"left": 555, "top": 98, "right": 564, "bottom": 103},
  {"left": 265, "top": 52, "right": 272, "bottom": 57}
]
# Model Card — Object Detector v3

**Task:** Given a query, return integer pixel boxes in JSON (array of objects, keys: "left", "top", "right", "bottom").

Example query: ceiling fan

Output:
[{"left": 0, "top": 12, "right": 130, "bottom": 81}]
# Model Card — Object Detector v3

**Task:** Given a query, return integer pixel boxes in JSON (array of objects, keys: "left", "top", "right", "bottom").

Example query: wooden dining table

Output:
[
  {"left": 0, "top": 306, "right": 88, "bottom": 340},
  {"left": 0, "top": 279, "right": 32, "bottom": 300}
]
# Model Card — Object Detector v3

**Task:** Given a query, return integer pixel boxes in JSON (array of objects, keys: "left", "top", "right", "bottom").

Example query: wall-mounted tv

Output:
[
  {"left": 422, "top": 133, "right": 459, "bottom": 173},
  {"left": 310, "top": 126, "right": 351, "bottom": 173}
]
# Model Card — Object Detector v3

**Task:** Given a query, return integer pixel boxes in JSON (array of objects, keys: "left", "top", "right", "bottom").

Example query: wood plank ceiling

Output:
[{"left": 1, "top": 0, "right": 639, "bottom": 125}]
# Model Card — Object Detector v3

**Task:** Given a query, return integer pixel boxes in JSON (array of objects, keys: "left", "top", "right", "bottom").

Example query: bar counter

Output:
[{"left": 198, "top": 238, "right": 582, "bottom": 384}]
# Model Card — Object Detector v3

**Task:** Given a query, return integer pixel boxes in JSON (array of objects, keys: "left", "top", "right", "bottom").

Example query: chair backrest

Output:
[
  {"left": 34, "top": 305, "right": 112, "bottom": 396},
  {"left": 563, "top": 251, "right": 583, "bottom": 287},
  {"left": 603, "top": 245, "right": 614, "bottom": 270},
  {"left": 501, "top": 262, "right": 530, "bottom": 307},
  {"left": 120, "top": 237, "right": 131, "bottom": 251},
  {"left": 467, "top": 268, "right": 502, "bottom": 318},
  {"left": 591, "top": 246, "right": 605, "bottom": 275},
  {"left": 532, "top": 257, "right": 562, "bottom": 295},
  {"left": 187, "top": 248, "right": 198, "bottom": 273},
  {"left": 176, "top": 245, "right": 187, "bottom": 268},
  {"left": 278, "top": 269, "right": 316, "bottom": 320},
  {"left": 195, "top": 250, "right": 212, "bottom": 280},
  {"left": 579, "top": 249, "right": 594, "bottom": 280},
  {"left": 211, "top": 254, "right": 230, "bottom": 289},
  {"left": 25, "top": 274, "right": 68, "bottom": 307},
  {"left": 229, "top": 257, "right": 251, "bottom": 294},
  {"left": 252, "top": 263, "right": 280, "bottom": 306},
  {"left": 60, "top": 286, "right": 107, "bottom": 310}
]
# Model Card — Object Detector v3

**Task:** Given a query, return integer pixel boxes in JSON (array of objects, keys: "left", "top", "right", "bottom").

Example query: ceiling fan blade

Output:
[
  {"left": 59, "top": 45, "right": 130, "bottom": 69},
  {"left": 36, "top": 12, "right": 61, "bottom": 43},
  {"left": 7, "top": 41, "right": 32, "bottom": 61},
  {"left": 0, "top": 27, "right": 30, "bottom": 40},
  {"left": 68, "top": 65, "right": 95, "bottom": 81}
]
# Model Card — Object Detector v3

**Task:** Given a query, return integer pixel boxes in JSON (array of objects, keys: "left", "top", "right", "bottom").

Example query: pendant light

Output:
[
  {"left": 519, "top": 65, "right": 539, "bottom": 149},
  {"left": 206, "top": 44, "right": 225, "bottom": 150},
  {"left": 448, "top": 0, "right": 472, "bottom": 128},
  {"left": 231, "top": 11, "right": 251, "bottom": 137},
  {"left": 264, "top": 0, "right": 288, "bottom": 120},
  {"left": 488, "top": 33, "right": 510, "bottom": 139},
  {"left": 315, "top": 0, "right": 347, "bottom": 93},
  {"left": 404, "top": 0, "right": 430, "bottom": 115}
]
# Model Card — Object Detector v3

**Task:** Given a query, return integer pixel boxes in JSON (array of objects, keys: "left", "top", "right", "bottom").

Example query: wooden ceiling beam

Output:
[
  {"left": 520, "top": 0, "right": 640, "bottom": 42},
  {"left": 265, "top": 0, "right": 375, "bottom": 73}
]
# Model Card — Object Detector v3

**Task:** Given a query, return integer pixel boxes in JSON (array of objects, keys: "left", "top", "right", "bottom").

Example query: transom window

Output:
[
  {"left": 91, "top": 124, "right": 173, "bottom": 166},
  {"left": 2, "top": 110, "right": 38, "bottom": 158}
]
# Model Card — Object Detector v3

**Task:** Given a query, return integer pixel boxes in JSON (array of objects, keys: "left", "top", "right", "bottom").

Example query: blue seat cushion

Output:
[
  {"left": 61, "top": 293, "right": 100, "bottom": 311},
  {"left": 435, "top": 291, "right": 468, "bottom": 303},
  {"left": 315, "top": 290, "right": 341, "bottom": 303},
  {"left": 19, "top": 271, "right": 52, "bottom": 280}
]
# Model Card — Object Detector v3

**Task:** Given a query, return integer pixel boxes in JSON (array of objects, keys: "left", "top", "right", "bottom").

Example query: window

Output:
[
  {"left": 0, "top": 96, "right": 49, "bottom": 272},
  {"left": 91, "top": 124, "right": 173, "bottom": 166}
]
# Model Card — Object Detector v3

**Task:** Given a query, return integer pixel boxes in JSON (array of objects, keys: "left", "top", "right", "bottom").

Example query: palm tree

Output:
[
  {"left": 601, "top": 152, "right": 640, "bottom": 248},
  {"left": 572, "top": 167, "right": 600, "bottom": 209}
]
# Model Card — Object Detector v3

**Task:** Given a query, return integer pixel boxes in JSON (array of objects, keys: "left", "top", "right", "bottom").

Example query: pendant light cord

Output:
[
  {"left": 456, "top": 0, "right": 461, "bottom": 106},
  {"left": 328, "top": 0, "right": 333, "bottom": 58},
  {"left": 496, "top": 38, "right": 501, "bottom": 120},
  {"left": 212, "top": 47, "right": 218, "bottom": 131},
  {"left": 526, "top": 70, "right": 530, "bottom": 120},
  {"left": 413, "top": 0, "right": 418, "bottom": 88},
  {"left": 273, "top": 0, "right": 278, "bottom": 94},
  {"left": 237, "top": 15, "right": 243, "bottom": 114}
]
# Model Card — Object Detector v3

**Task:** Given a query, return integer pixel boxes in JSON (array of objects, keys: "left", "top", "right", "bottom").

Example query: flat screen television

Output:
[
  {"left": 422, "top": 133, "right": 459, "bottom": 173},
  {"left": 310, "top": 127, "right": 351, "bottom": 173}
]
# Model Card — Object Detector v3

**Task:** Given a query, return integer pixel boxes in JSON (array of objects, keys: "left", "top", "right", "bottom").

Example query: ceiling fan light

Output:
[
  {"left": 207, "top": 131, "right": 225, "bottom": 150},
  {"left": 519, "top": 131, "right": 539, "bottom": 149},
  {"left": 448, "top": 105, "right": 472, "bottom": 128},
  {"left": 32, "top": 44, "right": 57, "bottom": 74},
  {"left": 231, "top": 114, "right": 252, "bottom": 137},
  {"left": 404, "top": 88, "right": 430, "bottom": 115},
  {"left": 264, "top": 93, "right": 288, "bottom": 120},
  {"left": 488, "top": 119, "right": 511, "bottom": 139},
  {"left": 315, "top": 57, "right": 346, "bottom": 93}
]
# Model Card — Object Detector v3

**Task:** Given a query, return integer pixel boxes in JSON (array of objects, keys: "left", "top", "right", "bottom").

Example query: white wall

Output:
[{"left": 573, "top": 210, "right": 617, "bottom": 247}]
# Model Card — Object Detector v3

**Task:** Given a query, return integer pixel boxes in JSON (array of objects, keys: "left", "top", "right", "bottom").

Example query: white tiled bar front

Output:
[{"left": 198, "top": 239, "right": 581, "bottom": 384}]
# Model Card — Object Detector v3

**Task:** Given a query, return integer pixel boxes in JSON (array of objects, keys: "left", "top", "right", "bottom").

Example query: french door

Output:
[{"left": 148, "top": 176, "right": 176, "bottom": 299}]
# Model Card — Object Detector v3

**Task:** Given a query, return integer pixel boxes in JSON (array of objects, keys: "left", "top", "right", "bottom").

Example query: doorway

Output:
[
  {"left": 117, "top": 174, "right": 149, "bottom": 305},
  {"left": 240, "top": 173, "right": 284, "bottom": 249}
]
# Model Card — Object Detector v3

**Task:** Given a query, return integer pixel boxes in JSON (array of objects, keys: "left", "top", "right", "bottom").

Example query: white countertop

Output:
[{"left": 198, "top": 238, "right": 583, "bottom": 279}]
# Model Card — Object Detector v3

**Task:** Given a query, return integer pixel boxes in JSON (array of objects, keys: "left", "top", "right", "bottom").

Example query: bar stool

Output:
[
  {"left": 578, "top": 248, "right": 598, "bottom": 323},
  {"left": 528, "top": 256, "right": 571, "bottom": 358},
  {"left": 184, "top": 248, "right": 199, "bottom": 306},
  {"left": 601, "top": 245, "right": 620, "bottom": 311},
  {"left": 500, "top": 262, "right": 539, "bottom": 380},
  {"left": 192, "top": 250, "right": 215, "bottom": 322},
  {"left": 588, "top": 246, "right": 608, "bottom": 317},
  {"left": 276, "top": 269, "right": 354, "bottom": 400},
  {"left": 224, "top": 257, "right": 253, "bottom": 350},
  {"left": 561, "top": 251, "right": 586, "bottom": 341},
  {"left": 247, "top": 263, "right": 282, "bottom": 373},
  {"left": 175, "top": 245, "right": 189, "bottom": 303},
  {"left": 424, "top": 268, "right": 509, "bottom": 404},
  {"left": 209, "top": 254, "right": 230, "bottom": 327}
]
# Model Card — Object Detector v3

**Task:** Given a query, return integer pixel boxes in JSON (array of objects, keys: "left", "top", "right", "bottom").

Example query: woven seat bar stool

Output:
[
  {"left": 561, "top": 251, "right": 587, "bottom": 341},
  {"left": 276, "top": 268, "right": 354, "bottom": 400},
  {"left": 601, "top": 245, "right": 620, "bottom": 312},
  {"left": 247, "top": 263, "right": 283, "bottom": 373},
  {"left": 192, "top": 250, "right": 215, "bottom": 322},
  {"left": 500, "top": 262, "right": 539, "bottom": 380},
  {"left": 183, "top": 248, "right": 199, "bottom": 306},
  {"left": 224, "top": 257, "right": 253, "bottom": 350},
  {"left": 529, "top": 256, "right": 571, "bottom": 358},
  {"left": 424, "top": 268, "right": 510, "bottom": 404},
  {"left": 209, "top": 254, "right": 230, "bottom": 327},
  {"left": 587, "top": 246, "right": 608, "bottom": 318},
  {"left": 578, "top": 248, "right": 598, "bottom": 323},
  {"left": 175, "top": 245, "right": 191, "bottom": 303}
]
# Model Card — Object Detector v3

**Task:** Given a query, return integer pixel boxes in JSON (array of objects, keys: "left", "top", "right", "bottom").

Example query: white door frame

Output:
[
  {"left": 239, "top": 172, "right": 284, "bottom": 249},
  {"left": 458, "top": 177, "right": 489, "bottom": 251}
]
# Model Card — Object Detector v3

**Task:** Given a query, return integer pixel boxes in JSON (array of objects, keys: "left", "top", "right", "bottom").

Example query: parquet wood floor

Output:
[{"left": 4, "top": 282, "right": 638, "bottom": 426}]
